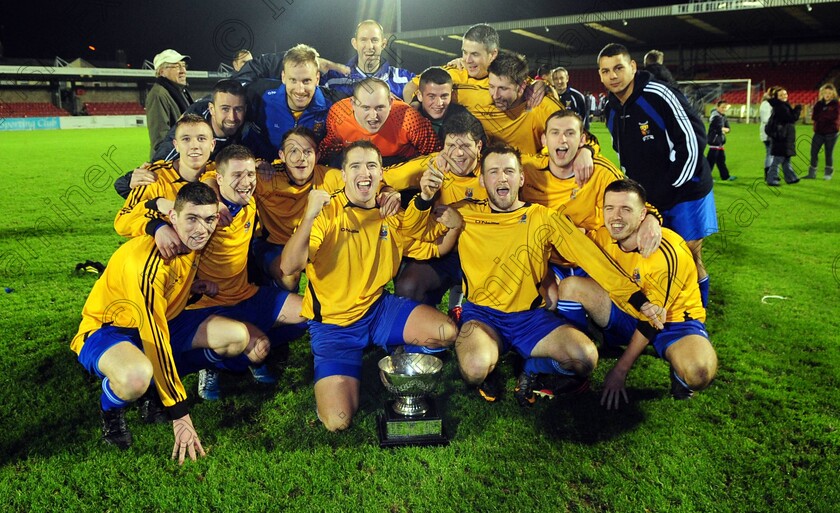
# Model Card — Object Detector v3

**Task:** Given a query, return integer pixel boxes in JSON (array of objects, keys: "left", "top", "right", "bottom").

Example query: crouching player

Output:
[
  {"left": 558, "top": 179, "right": 718, "bottom": 407},
  {"left": 409, "top": 144, "right": 665, "bottom": 403},
  {"left": 280, "top": 141, "right": 460, "bottom": 431},
  {"left": 71, "top": 182, "right": 219, "bottom": 463}
]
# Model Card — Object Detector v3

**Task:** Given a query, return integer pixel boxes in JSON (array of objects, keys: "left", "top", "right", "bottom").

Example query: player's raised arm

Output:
[{"left": 280, "top": 188, "right": 330, "bottom": 275}]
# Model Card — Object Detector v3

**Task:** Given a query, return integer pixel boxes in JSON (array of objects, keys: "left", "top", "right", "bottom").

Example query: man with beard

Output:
[{"left": 408, "top": 143, "right": 665, "bottom": 403}]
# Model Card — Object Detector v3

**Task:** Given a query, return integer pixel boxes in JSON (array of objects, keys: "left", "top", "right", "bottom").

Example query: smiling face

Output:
[
  {"left": 280, "top": 133, "right": 318, "bottom": 185},
  {"left": 352, "top": 84, "right": 392, "bottom": 134},
  {"left": 159, "top": 61, "right": 187, "bottom": 86},
  {"left": 488, "top": 73, "right": 525, "bottom": 111},
  {"left": 461, "top": 39, "right": 497, "bottom": 79},
  {"left": 173, "top": 122, "right": 215, "bottom": 171},
  {"left": 208, "top": 92, "right": 246, "bottom": 137},
  {"left": 598, "top": 53, "right": 637, "bottom": 104},
  {"left": 418, "top": 82, "right": 453, "bottom": 120},
  {"left": 282, "top": 61, "right": 320, "bottom": 111},
  {"left": 341, "top": 146, "right": 382, "bottom": 207},
  {"left": 170, "top": 202, "right": 219, "bottom": 251},
  {"left": 480, "top": 152, "right": 524, "bottom": 212},
  {"left": 541, "top": 114, "right": 585, "bottom": 177},
  {"left": 217, "top": 157, "right": 256, "bottom": 206},
  {"left": 552, "top": 69, "right": 569, "bottom": 94},
  {"left": 603, "top": 190, "right": 647, "bottom": 247},
  {"left": 352, "top": 22, "right": 386, "bottom": 72},
  {"left": 442, "top": 132, "right": 481, "bottom": 177}
]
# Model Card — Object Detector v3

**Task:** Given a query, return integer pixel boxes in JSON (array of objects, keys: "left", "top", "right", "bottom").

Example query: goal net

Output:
[{"left": 676, "top": 79, "right": 759, "bottom": 123}]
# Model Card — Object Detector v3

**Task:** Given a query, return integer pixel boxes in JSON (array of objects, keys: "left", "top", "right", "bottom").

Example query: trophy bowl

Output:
[{"left": 378, "top": 353, "right": 443, "bottom": 416}]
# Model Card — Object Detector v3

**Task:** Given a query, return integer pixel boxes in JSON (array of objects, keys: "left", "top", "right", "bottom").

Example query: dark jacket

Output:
[
  {"left": 812, "top": 98, "right": 839, "bottom": 135},
  {"left": 603, "top": 70, "right": 712, "bottom": 211},
  {"left": 558, "top": 86, "right": 589, "bottom": 130},
  {"left": 707, "top": 108, "right": 729, "bottom": 148},
  {"left": 643, "top": 63, "right": 676, "bottom": 86},
  {"left": 247, "top": 80, "right": 333, "bottom": 155},
  {"left": 768, "top": 98, "right": 801, "bottom": 157}
]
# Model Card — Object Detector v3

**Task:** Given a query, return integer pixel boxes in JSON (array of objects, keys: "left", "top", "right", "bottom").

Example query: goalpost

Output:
[{"left": 677, "top": 79, "right": 758, "bottom": 123}]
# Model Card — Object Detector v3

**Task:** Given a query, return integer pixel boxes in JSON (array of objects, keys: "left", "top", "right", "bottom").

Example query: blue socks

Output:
[
  {"left": 698, "top": 276, "right": 710, "bottom": 308},
  {"left": 100, "top": 377, "right": 129, "bottom": 411},
  {"left": 523, "top": 357, "right": 576, "bottom": 376}
]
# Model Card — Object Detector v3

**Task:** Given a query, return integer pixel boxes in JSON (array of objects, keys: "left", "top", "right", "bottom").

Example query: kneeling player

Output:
[
  {"left": 280, "top": 141, "right": 460, "bottom": 432},
  {"left": 71, "top": 182, "right": 219, "bottom": 463},
  {"left": 558, "top": 179, "right": 718, "bottom": 408}
]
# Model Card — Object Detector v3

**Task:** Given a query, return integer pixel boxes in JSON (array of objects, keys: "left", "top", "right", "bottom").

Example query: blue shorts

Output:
[
  {"left": 250, "top": 237, "right": 285, "bottom": 279},
  {"left": 460, "top": 301, "right": 566, "bottom": 358},
  {"left": 308, "top": 292, "right": 420, "bottom": 381},
  {"left": 603, "top": 303, "right": 709, "bottom": 358},
  {"left": 661, "top": 190, "right": 719, "bottom": 242},
  {"left": 549, "top": 263, "right": 589, "bottom": 281},
  {"left": 169, "top": 286, "right": 292, "bottom": 349},
  {"left": 77, "top": 325, "right": 194, "bottom": 378}
]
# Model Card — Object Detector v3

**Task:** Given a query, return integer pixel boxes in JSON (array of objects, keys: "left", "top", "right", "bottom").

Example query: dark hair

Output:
[
  {"left": 440, "top": 111, "right": 485, "bottom": 144},
  {"left": 341, "top": 140, "right": 382, "bottom": 168},
  {"left": 212, "top": 79, "right": 246, "bottom": 102},
  {"left": 174, "top": 181, "right": 218, "bottom": 212},
  {"left": 716, "top": 100, "right": 728, "bottom": 107},
  {"left": 463, "top": 23, "right": 499, "bottom": 52},
  {"left": 598, "top": 43, "right": 632, "bottom": 63},
  {"left": 215, "top": 144, "right": 254, "bottom": 174},
  {"left": 487, "top": 50, "right": 529, "bottom": 85},
  {"left": 418, "top": 67, "right": 453, "bottom": 90},
  {"left": 545, "top": 109, "right": 583, "bottom": 132},
  {"left": 481, "top": 142, "right": 521, "bottom": 174},
  {"left": 175, "top": 113, "right": 213, "bottom": 133},
  {"left": 604, "top": 178, "right": 647, "bottom": 204},
  {"left": 281, "top": 126, "right": 318, "bottom": 149}
]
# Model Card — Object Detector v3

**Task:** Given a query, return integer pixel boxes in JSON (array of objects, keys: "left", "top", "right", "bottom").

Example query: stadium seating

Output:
[
  {"left": 83, "top": 102, "right": 146, "bottom": 115},
  {"left": 0, "top": 102, "right": 70, "bottom": 117}
]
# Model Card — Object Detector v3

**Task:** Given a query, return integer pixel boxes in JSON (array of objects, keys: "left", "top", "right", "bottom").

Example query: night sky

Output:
[{"left": 0, "top": 0, "right": 671, "bottom": 71}]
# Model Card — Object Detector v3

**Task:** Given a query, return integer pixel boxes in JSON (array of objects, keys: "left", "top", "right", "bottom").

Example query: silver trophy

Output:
[{"left": 377, "top": 353, "right": 448, "bottom": 447}]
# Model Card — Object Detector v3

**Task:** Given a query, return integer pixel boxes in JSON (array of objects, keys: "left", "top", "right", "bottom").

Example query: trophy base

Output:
[{"left": 377, "top": 398, "right": 449, "bottom": 448}]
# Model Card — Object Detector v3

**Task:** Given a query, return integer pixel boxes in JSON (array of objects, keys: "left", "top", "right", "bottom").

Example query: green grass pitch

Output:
[{"left": 0, "top": 124, "right": 837, "bottom": 512}]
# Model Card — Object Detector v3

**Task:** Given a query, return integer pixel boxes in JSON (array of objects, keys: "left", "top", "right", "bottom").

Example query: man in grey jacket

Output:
[{"left": 146, "top": 49, "right": 194, "bottom": 159}]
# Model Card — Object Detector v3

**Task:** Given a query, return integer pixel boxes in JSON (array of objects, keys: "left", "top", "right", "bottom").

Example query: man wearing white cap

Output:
[{"left": 147, "top": 49, "right": 194, "bottom": 159}]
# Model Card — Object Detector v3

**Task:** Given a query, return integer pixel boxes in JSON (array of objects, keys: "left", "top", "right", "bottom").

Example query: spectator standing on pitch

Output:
[
  {"left": 765, "top": 87, "right": 802, "bottom": 186},
  {"left": 551, "top": 67, "right": 589, "bottom": 130},
  {"left": 759, "top": 87, "right": 780, "bottom": 179},
  {"left": 707, "top": 100, "right": 736, "bottom": 181},
  {"left": 599, "top": 43, "right": 716, "bottom": 307},
  {"left": 146, "top": 49, "right": 194, "bottom": 160},
  {"left": 807, "top": 83, "right": 839, "bottom": 180}
]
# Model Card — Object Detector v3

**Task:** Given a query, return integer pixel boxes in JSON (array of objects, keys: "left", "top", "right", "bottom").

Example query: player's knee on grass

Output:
[
  {"left": 314, "top": 375, "right": 358, "bottom": 432},
  {"left": 536, "top": 327, "right": 598, "bottom": 377},
  {"left": 667, "top": 336, "right": 718, "bottom": 391},
  {"left": 455, "top": 322, "right": 497, "bottom": 384},
  {"left": 214, "top": 320, "right": 250, "bottom": 358}
]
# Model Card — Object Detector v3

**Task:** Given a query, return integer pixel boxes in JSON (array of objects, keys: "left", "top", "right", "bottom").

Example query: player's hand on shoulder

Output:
[
  {"left": 154, "top": 225, "right": 186, "bottom": 260},
  {"left": 305, "top": 189, "right": 331, "bottom": 220},
  {"left": 637, "top": 215, "right": 662, "bottom": 258},
  {"left": 433, "top": 205, "right": 463, "bottom": 230},
  {"left": 525, "top": 80, "right": 546, "bottom": 110},
  {"left": 572, "top": 149, "right": 594, "bottom": 188},
  {"left": 446, "top": 57, "right": 465, "bottom": 70},
  {"left": 377, "top": 188, "right": 401, "bottom": 219},
  {"left": 129, "top": 164, "right": 156, "bottom": 189},
  {"left": 217, "top": 202, "right": 232, "bottom": 228}
]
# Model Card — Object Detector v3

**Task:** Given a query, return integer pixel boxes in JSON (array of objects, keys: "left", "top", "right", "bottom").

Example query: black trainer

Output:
[
  {"left": 513, "top": 371, "right": 538, "bottom": 407},
  {"left": 138, "top": 390, "right": 168, "bottom": 424},
  {"left": 538, "top": 373, "right": 591, "bottom": 398},
  {"left": 101, "top": 407, "right": 132, "bottom": 450},
  {"left": 477, "top": 369, "right": 501, "bottom": 403},
  {"left": 670, "top": 368, "right": 694, "bottom": 400}
]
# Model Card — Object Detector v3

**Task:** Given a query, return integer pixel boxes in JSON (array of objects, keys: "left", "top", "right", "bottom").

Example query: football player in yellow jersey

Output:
[
  {"left": 557, "top": 179, "right": 717, "bottom": 407},
  {"left": 115, "top": 114, "right": 225, "bottom": 260},
  {"left": 410, "top": 144, "right": 665, "bottom": 404},
  {"left": 163, "top": 145, "right": 308, "bottom": 400},
  {"left": 387, "top": 111, "right": 486, "bottom": 321},
  {"left": 280, "top": 141, "right": 460, "bottom": 432},
  {"left": 72, "top": 182, "right": 218, "bottom": 462}
]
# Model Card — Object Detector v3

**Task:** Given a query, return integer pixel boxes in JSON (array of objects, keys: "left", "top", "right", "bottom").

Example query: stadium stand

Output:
[
  {"left": 83, "top": 102, "right": 146, "bottom": 115},
  {"left": 0, "top": 102, "right": 70, "bottom": 117}
]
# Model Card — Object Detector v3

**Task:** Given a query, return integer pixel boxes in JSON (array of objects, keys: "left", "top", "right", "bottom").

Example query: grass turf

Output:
[{"left": 0, "top": 124, "right": 837, "bottom": 512}]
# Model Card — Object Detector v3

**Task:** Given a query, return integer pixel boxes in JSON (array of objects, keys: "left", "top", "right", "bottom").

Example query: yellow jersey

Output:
[
  {"left": 72, "top": 235, "right": 199, "bottom": 413},
  {"left": 383, "top": 152, "right": 488, "bottom": 205},
  {"left": 471, "top": 96, "right": 564, "bottom": 155},
  {"left": 409, "top": 65, "right": 493, "bottom": 113}
]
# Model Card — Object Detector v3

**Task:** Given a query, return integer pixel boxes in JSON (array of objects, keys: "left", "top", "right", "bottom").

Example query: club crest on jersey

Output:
[
  {"left": 244, "top": 221, "right": 251, "bottom": 231},
  {"left": 570, "top": 187, "right": 580, "bottom": 200},
  {"left": 519, "top": 214, "right": 527, "bottom": 224},
  {"left": 379, "top": 225, "right": 389, "bottom": 240},
  {"left": 639, "top": 121, "right": 654, "bottom": 141},
  {"left": 465, "top": 187, "right": 474, "bottom": 198},
  {"left": 313, "top": 121, "right": 325, "bottom": 135},
  {"left": 632, "top": 268, "right": 641, "bottom": 284}
]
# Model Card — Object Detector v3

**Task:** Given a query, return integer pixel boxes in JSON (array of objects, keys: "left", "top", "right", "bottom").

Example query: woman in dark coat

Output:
[
  {"left": 807, "top": 83, "right": 839, "bottom": 180},
  {"left": 766, "top": 88, "right": 802, "bottom": 186}
]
